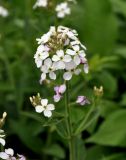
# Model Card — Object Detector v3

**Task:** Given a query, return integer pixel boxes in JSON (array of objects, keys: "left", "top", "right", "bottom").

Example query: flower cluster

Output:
[
  {"left": 54, "top": 84, "right": 66, "bottom": 102},
  {"left": 34, "top": 26, "right": 88, "bottom": 84},
  {"left": 0, "top": 6, "right": 8, "bottom": 17},
  {"left": 0, "top": 148, "right": 25, "bottom": 160},
  {"left": 33, "top": 0, "right": 75, "bottom": 18},
  {"left": 30, "top": 94, "right": 55, "bottom": 118}
]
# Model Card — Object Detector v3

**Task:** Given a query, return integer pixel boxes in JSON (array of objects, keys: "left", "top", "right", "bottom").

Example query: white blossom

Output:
[
  {"left": 34, "top": 26, "right": 89, "bottom": 83},
  {"left": 52, "top": 50, "right": 72, "bottom": 69},
  {"left": 0, "top": 6, "right": 8, "bottom": 17},
  {"left": 55, "top": 2, "right": 71, "bottom": 18},
  {"left": 40, "top": 58, "right": 57, "bottom": 82},
  {"left": 34, "top": 45, "right": 49, "bottom": 68},
  {"left": 35, "top": 99, "right": 55, "bottom": 117},
  {"left": 0, "top": 148, "right": 16, "bottom": 160},
  {"left": 33, "top": 0, "right": 48, "bottom": 9}
]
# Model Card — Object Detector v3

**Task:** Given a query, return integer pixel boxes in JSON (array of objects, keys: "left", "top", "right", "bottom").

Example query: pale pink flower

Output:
[
  {"left": 54, "top": 84, "right": 66, "bottom": 102},
  {"left": 76, "top": 96, "right": 90, "bottom": 106}
]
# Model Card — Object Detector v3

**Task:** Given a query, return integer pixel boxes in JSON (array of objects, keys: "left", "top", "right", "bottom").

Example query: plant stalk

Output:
[{"left": 65, "top": 81, "right": 75, "bottom": 160}]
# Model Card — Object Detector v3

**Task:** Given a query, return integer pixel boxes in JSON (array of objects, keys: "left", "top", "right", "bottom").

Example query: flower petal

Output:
[
  {"left": 49, "top": 71, "right": 56, "bottom": 80},
  {"left": 44, "top": 58, "right": 52, "bottom": 67},
  {"left": 52, "top": 55, "right": 60, "bottom": 62},
  {"left": 56, "top": 50, "right": 64, "bottom": 57},
  {"left": 35, "top": 59, "right": 42, "bottom": 68},
  {"left": 53, "top": 94, "right": 61, "bottom": 102},
  {"left": 84, "top": 63, "right": 89, "bottom": 74},
  {"left": 66, "top": 49, "right": 76, "bottom": 55},
  {"left": 5, "top": 148, "right": 14, "bottom": 156},
  {"left": 35, "top": 105, "right": 44, "bottom": 113},
  {"left": 47, "top": 104, "right": 55, "bottom": 111},
  {"left": 41, "top": 99, "right": 48, "bottom": 106},
  {"left": 0, "top": 138, "right": 5, "bottom": 146},
  {"left": 63, "top": 72, "right": 72, "bottom": 80},
  {"left": 41, "top": 73, "right": 46, "bottom": 80},
  {"left": 59, "top": 84, "right": 66, "bottom": 93},
  {"left": 0, "top": 152, "right": 9, "bottom": 160},
  {"left": 74, "top": 69, "right": 81, "bottom": 75},
  {"left": 74, "top": 55, "right": 81, "bottom": 65},
  {"left": 57, "top": 61, "right": 65, "bottom": 69},
  {"left": 44, "top": 110, "right": 52, "bottom": 118},
  {"left": 63, "top": 55, "right": 72, "bottom": 62},
  {"left": 72, "top": 45, "right": 80, "bottom": 51}
]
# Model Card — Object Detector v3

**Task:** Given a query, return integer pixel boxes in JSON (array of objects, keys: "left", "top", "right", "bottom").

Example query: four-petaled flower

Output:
[
  {"left": 40, "top": 58, "right": 57, "bottom": 82},
  {"left": 55, "top": 2, "right": 71, "bottom": 18},
  {"left": 33, "top": 0, "right": 48, "bottom": 9},
  {"left": 35, "top": 99, "right": 55, "bottom": 117},
  {"left": 52, "top": 50, "right": 72, "bottom": 69}
]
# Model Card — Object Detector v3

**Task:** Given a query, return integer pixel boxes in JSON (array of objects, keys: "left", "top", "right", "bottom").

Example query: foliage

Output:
[{"left": 0, "top": 0, "right": 126, "bottom": 159}]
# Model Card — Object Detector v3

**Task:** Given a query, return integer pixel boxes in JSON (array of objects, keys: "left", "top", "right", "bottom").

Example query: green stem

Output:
[
  {"left": 65, "top": 81, "right": 75, "bottom": 160},
  {"left": 74, "top": 97, "right": 98, "bottom": 135}
]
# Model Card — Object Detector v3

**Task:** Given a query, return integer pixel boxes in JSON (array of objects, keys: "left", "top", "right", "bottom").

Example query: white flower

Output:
[
  {"left": 55, "top": 2, "right": 71, "bottom": 18},
  {"left": 63, "top": 61, "right": 81, "bottom": 80},
  {"left": 35, "top": 99, "right": 55, "bottom": 117},
  {"left": 33, "top": 0, "right": 48, "bottom": 9},
  {"left": 36, "top": 26, "right": 56, "bottom": 45},
  {"left": 0, "top": 148, "right": 16, "bottom": 160},
  {"left": 0, "top": 6, "right": 8, "bottom": 17},
  {"left": 0, "top": 130, "right": 5, "bottom": 146},
  {"left": 40, "top": 58, "right": 57, "bottom": 82},
  {"left": 70, "top": 40, "right": 87, "bottom": 50},
  {"left": 58, "top": 26, "right": 78, "bottom": 40},
  {"left": 34, "top": 45, "right": 49, "bottom": 68},
  {"left": 63, "top": 68, "right": 81, "bottom": 80},
  {"left": 34, "top": 26, "right": 89, "bottom": 82},
  {"left": 52, "top": 50, "right": 72, "bottom": 69}
]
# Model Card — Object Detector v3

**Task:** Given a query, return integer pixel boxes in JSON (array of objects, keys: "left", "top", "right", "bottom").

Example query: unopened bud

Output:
[
  {"left": 0, "top": 112, "right": 7, "bottom": 128},
  {"left": 94, "top": 86, "right": 103, "bottom": 97}
]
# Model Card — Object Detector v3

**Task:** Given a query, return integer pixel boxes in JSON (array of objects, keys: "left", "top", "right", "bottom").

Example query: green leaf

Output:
[
  {"left": 86, "top": 109, "right": 126, "bottom": 147},
  {"left": 102, "top": 153, "right": 126, "bottom": 160},
  {"left": 110, "top": 0, "right": 126, "bottom": 17},
  {"left": 10, "top": 118, "right": 43, "bottom": 153},
  {"left": 43, "top": 144, "right": 65, "bottom": 159},
  {"left": 96, "top": 71, "right": 117, "bottom": 98}
]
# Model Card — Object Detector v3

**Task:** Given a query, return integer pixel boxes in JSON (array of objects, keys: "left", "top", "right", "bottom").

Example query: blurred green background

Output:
[{"left": 0, "top": 0, "right": 126, "bottom": 159}]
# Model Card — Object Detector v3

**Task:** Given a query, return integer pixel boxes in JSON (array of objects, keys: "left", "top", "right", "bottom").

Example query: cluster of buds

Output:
[
  {"left": 0, "top": 148, "right": 25, "bottom": 160},
  {"left": 30, "top": 94, "right": 55, "bottom": 118},
  {"left": 0, "top": 6, "right": 8, "bottom": 17},
  {"left": 33, "top": 0, "right": 76, "bottom": 18},
  {"left": 34, "top": 26, "right": 88, "bottom": 84},
  {"left": 94, "top": 86, "right": 103, "bottom": 97}
]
